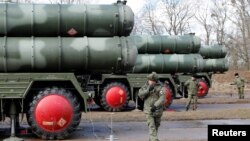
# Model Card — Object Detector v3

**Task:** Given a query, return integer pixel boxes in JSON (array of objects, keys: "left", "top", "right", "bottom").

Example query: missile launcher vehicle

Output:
[{"left": 0, "top": 1, "right": 229, "bottom": 140}]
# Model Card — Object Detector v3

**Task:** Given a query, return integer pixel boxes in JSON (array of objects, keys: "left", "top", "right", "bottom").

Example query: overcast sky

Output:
[
  {"left": 96, "top": 0, "right": 145, "bottom": 13},
  {"left": 35, "top": 0, "right": 145, "bottom": 13}
]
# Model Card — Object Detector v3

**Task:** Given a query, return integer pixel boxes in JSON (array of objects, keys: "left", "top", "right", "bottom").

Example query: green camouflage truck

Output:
[
  {"left": 0, "top": 36, "right": 137, "bottom": 140},
  {"left": 0, "top": 35, "right": 228, "bottom": 140},
  {"left": 0, "top": 1, "right": 136, "bottom": 140}
]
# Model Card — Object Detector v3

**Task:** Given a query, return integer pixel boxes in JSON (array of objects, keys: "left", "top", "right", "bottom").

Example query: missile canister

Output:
[
  {"left": 132, "top": 54, "right": 204, "bottom": 73},
  {"left": 0, "top": 37, "right": 137, "bottom": 73},
  {"left": 129, "top": 34, "right": 201, "bottom": 54},
  {"left": 199, "top": 45, "right": 227, "bottom": 59},
  {"left": 0, "top": 2, "right": 134, "bottom": 37},
  {"left": 203, "top": 58, "right": 229, "bottom": 72}
]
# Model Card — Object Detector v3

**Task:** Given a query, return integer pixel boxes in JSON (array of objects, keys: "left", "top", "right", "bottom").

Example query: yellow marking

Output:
[
  {"left": 57, "top": 118, "right": 67, "bottom": 127},
  {"left": 42, "top": 121, "right": 54, "bottom": 126}
]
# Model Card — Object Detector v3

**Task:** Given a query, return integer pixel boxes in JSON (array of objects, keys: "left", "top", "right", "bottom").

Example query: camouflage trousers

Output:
[
  {"left": 186, "top": 94, "right": 197, "bottom": 111},
  {"left": 146, "top": 113, "right": 162, "bottom": 141},
  {"left": 238, "top": 87, "right": 244, "bottom": 99}
]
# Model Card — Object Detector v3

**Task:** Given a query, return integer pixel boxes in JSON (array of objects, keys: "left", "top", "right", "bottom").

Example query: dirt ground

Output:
[{"left": 209, "top": 70, "right": 250, "bottom": 94}]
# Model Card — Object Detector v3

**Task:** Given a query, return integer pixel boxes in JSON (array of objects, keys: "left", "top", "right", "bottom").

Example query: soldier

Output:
[
  {"left": 138, "top": 72, "right": 166, "bottom": 141},
  {"left": 184, "top": 74, "right": 200, "bottom": 111},
  {"left": 230, "top": 73, "right": 245, "bottom": 99}
]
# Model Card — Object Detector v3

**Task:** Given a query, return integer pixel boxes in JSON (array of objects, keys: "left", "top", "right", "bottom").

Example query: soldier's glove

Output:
[
  {"left": 149, "top": 85, "right": 154, "bottom": 91},
  {"left": 151, "top": 105, "right": 157, "bottom": 113}
]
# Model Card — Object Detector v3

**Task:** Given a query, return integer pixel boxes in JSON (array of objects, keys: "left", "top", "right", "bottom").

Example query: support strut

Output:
[{"left": 3, "top": 101, "right": 23, "bottom": 141}]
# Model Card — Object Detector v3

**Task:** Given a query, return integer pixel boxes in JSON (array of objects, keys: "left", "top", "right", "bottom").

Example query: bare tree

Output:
[
  {"left": 0, "top": 0, "right": 32, "bottom": 2},
  {"left": 210, "top": 0, "right": 228, "bottom": 45},
  {"left": 0, "top": 0, "right": 99, "bottom": 3},
  {"left": 16, "top": 0, "right": 32, "bottom": 2},
  {"left": 229, "top": 0, "right": 250, "bottom": 70},
  {"left": 161, "top": 0, "right": 196, "bottom": 35},
  {"left": 131, "top": 15, "right": 145, "bottom": 35},
  {"left": 195, "top": 4, "right": 212, "bottom": 45},
  {"left": 132, "top": 0, "right": 163, "bottom": 35},
  {"left": 144, "top": 2, "right": 162, "bottom": 35},
  {"left": 49, "top": 0, "right": 99, "bottom": 4}
]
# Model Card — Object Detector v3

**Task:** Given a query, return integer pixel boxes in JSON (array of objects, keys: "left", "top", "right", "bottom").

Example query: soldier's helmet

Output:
[
  {"left": 235, "top": 73, "right": 239, "bottom": 76},
  {"left": 147, "top": 72, "right": 159, "bottom": 82}
]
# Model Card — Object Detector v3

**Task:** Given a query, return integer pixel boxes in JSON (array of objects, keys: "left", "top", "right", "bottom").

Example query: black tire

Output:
[
  {"left": 101, "top": 82, "right": 130, "bottom": 112},
  {"left": 28, "top": 87, "right": 81, "bottom": 140}
]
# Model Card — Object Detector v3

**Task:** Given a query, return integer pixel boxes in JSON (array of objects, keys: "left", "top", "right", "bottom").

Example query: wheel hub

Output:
[
  {"left": 165, "top": 86, "right": 172, "bottom": 107},
  {"left": 106, "top": 86, "right": 127, "bottom": 108},
  {"left": 198, "top": 81, "right": 209, "bottom": 97},
  {"left": 34, "top": 94, "right": 73, "bottom": 132}
]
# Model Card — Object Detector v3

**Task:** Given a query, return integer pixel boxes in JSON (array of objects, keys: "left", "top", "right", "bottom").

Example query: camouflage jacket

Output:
[
  {"left": 231, "top": 76, "right": 245, "bottom": 87},
  {"left": 184, "top": 79, "right": 200, "bottom": 96},
  {"left": 138, "top": 82, "right": 166, "bottom": 115}
]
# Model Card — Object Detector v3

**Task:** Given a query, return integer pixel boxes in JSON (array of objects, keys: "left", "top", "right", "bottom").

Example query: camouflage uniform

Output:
[
  {"left": 138, "top": 72, "right": 166, "bottom": 141},
  {"left": 231, "top": 74, "right": 245, "bottom": 99},
  {"left": 184, "top": 77, "right": 200, "bottom": 111}
]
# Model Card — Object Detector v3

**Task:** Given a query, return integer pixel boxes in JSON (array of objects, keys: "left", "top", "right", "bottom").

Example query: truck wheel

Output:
[
  {"left": 101, "top": 82, "right": 129, "bottom": 112},
  {"left": 28, "top": 87, "right": 81, "bottom": 140},
  {"left": 197, "top": 79, "right": 209, "bottom": 98},
  {"left": 165, "top": 85, "right": 173, "bottom": 108}
]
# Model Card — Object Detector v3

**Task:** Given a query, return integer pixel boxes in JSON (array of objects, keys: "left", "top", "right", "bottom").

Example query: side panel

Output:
[
  {"left": 0, "top": 73, "right": 87, "bottom": 111},
  {"left": 0, "top": 74, "right": 32, "bottom": 98}
]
